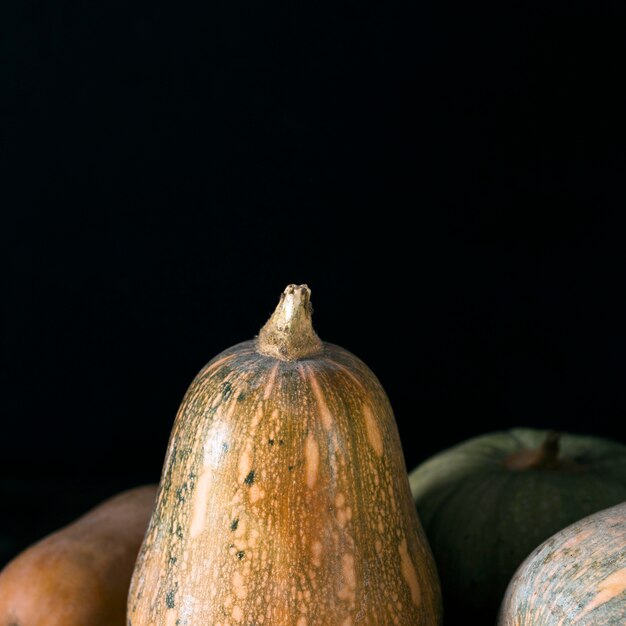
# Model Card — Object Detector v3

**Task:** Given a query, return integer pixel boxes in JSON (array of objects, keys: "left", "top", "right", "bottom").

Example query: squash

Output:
[
  {"left": 128, "top": 284, "right": 442, "bottom": 625},
  {"left": 499, "top": 501, "right": 626, "bottom": 625},
  {"left": 0, "top": 485, "right": 157, "bottom": 626},
  {"left": 409, "top": 428, "right": 626, "bottom": 625}
]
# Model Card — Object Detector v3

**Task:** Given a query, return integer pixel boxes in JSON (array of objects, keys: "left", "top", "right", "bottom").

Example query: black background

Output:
[{"left": 2, "top": 5, "right": 626, "bottom": 561}]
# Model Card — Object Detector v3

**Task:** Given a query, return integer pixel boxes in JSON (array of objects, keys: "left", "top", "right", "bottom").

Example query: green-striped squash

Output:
[{"left": 499, "top": 501, "right": 626, "bottom": 625}]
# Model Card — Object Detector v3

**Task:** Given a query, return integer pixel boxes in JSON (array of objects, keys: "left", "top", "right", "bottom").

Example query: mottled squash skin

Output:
[
  {"left": 409, "top": 428, "right": 626, "bottom": 625},
  {"left": 128, "top": 339, "right": 442, "bottom": 625},
  {"left": 0, "top": 485, "right": 157, "bottom": 626},
  {"left": 499, "top": 501, "right": 626, "bottom": 625}
]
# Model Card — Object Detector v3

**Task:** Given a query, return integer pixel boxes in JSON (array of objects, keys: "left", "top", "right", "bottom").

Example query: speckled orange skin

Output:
[
  {"left": 499, "top": 501, "right": 626, "bottom": 625},
  {"left": 0, "top": 485, "right": 157, "bottom": 626},
  {"left": 128, "top": 341, "right": 442, "bottom": 625}
]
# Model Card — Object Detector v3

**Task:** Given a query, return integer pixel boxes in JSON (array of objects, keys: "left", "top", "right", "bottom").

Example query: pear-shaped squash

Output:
[
  {"left": 409, "top": 428, "right": 626, "bottom": 625},
  {"left": 499, "top": 501, "right": 626, "bottom": 625},
  {"left": 0, "top": 485, "right": 157, "bottom": 626},
  {"left": 128, "top": 285, "right": 441, "bottom": 625}
]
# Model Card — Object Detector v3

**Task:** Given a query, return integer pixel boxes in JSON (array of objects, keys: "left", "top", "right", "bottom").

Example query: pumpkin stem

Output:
[
  {"left": 536, "top": 431, "right": 561, "bottom": 466},
  {"left": 505, "top": 431, "right": 562, "bottom": 471},
  {"left": 257, "top": 284, "right": 323, "bottom": 361}
]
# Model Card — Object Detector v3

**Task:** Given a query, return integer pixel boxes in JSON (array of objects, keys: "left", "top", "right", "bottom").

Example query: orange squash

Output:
[
  {"left": 499, "top": 501, "right": 626, "bottom": 625},
  {"left": 0, "top": 485, "right": 157, "bottom": 626},
  {"left": 128, "top": 284, "right": 442, "bottom": 625}
]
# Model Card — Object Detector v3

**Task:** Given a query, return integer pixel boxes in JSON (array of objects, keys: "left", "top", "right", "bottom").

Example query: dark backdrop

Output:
[{"left": 2, "top": 5, "right": 626, "bottom": 562}]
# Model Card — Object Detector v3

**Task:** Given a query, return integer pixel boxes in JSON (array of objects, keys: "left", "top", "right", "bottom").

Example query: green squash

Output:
[{"left": 409, "top": 428, "right": 626, "bottom": 626}]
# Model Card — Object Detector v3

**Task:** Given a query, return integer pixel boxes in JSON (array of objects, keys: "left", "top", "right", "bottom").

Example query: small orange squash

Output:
[
  {"left": 128, "top": 284, "right": 442, "bottom": 625},
  {"left": 0, "top": 485, "right": 157, "bottom": 626},
  {"left": 499, "top": 501, "right": 626, "bottom": 625}
]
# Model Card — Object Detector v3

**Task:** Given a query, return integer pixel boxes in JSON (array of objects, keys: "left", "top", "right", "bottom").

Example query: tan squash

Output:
[
  {"left": 0, "top": 485, "right": 157, "bottom": 626},
  {"left": 499, "top": 501, "right": 626, "bottom": 625},
  {"left": 128, "top": 284, "right": 442, "bottom": 625}
]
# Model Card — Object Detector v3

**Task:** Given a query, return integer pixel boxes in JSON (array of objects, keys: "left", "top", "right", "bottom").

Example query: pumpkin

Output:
[
  {"left": 128, "top": 284, "right": 442, "bottom": 625},
  {"left": 499, "top": 501, "right": 626, "bottom": 625},
  {"left": 409, "top": 428, "right": 626, "bottom": 625},
  {"left": 0, "top": 485, "right": 157, "bottom": 626}
]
